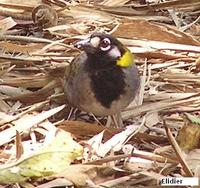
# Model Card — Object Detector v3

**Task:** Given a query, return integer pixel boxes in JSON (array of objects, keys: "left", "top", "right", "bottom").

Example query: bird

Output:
[{"left": 64, "top": 33, "right": 140, "bottom": 119}]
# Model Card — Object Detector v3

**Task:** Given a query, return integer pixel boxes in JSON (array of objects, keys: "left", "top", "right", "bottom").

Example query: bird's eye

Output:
[{"left": 99, "top": 38, "right": 111, "bottom": 51}]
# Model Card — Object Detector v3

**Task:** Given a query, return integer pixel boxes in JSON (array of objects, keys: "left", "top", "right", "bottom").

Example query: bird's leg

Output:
[
  {"left": 106, "top": 116, "right": 112, "bottom": 127},
  {"left": 116, "top": 112, "right": 124, "bottom": 127},
  {"left": 111, "top": 113, "right": 124, "bottom": 128},
  {"left": 67, "top": 107, "right": 75, "bottom": 120}
]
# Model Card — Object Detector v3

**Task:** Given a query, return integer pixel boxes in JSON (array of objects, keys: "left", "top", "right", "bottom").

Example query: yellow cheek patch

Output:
[{"left": 117, "top": 49, "right": 134, "bottom": 67}]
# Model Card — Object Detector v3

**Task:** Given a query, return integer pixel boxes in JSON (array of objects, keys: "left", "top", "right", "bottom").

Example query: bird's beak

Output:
[{"left": 74, "top": 38, "right": 91, "bottom": 49}]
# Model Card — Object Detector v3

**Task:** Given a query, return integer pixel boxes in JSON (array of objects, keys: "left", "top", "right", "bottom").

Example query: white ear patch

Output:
[
  {"left": 108, "top": 46, "right": 121, "bottom": 58},
  {"left": 90, "top": 37, "right": 100, "bottom": 48}
]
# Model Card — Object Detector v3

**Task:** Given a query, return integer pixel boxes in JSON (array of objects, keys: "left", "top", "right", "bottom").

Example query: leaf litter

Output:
[{"left": 0, "top": 0, "right": 200, "bottom": 187}]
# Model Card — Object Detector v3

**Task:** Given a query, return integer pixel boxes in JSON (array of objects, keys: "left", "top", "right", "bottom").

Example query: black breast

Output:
[{"left": 90, "top": 67, "right": 125, "bottom": 108}]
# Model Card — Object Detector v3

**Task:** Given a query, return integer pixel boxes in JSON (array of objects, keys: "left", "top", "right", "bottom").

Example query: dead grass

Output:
[{"left": 0, "top": 0, "right": 200, "bottom": 187}]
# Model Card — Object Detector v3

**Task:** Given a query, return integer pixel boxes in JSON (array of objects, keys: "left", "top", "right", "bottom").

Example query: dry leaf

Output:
[
  {"left": 144, "top": 112, "right": 160, "bottom": 130},
  {"left": 0, "top": 130, "right": 83, "bottom": 184},
  {"left": 54, "top": 164, "right": 114, "bottom": 187},
  {"left": 176, "top": 114, "right": 200, "bottom": 152},
  {"left": 0, "top": 17, "right": 16, "bottom": 33},
  {"left": 87, "top": 124, "right": 141, "bottom": 157},
  {"left": 0, "top": 0, "right": 41, "bottom": 6},
  {"left": 113, "top": 20, "right": 200, "bottom": 46},
  {"left": 61, "top": 5, "right": 113, "bottom": 22},
  {"left": 101, "top": 0, "right": 130, "bottom": 6},
  {"left": 0, "top": 105, "right": 65, "bottom": 146},
  {"left": 186, "top": 149, "right": 200, "bottom": 177}
]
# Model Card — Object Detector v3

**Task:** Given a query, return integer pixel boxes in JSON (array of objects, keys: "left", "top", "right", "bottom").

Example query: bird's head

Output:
[{"left": 74, "top": 33, "right": 134, "bottom": 69}]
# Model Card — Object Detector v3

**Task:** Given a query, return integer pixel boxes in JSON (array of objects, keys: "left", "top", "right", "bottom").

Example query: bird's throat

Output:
[{"left": 90, "top": 67, "right": 125, "bottom": 109}]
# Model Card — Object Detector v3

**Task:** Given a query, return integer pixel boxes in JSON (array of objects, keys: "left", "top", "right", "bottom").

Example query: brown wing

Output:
[
  {"left": 64, "top": 52, "right": 88, "bottom": 107},
  {"left": 65, "top": 52, "right": 87, "bottom": 80}
]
